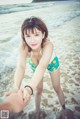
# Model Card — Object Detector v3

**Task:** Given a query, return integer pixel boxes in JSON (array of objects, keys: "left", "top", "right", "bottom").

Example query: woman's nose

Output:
[{"left": 31, "top": 36, "right": 35, "bottom": 42}]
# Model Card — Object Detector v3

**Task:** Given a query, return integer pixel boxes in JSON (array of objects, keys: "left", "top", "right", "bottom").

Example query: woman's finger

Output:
[
  {"left": 18, "top": 90, "right": 24, "bottom": 101},
  {"left": 23, "top": 88, "right": 28, "bottom": 99},
  {"left": 4, "top": 89, "right": 18, "bottom": 97},
  {"left": 22, "top": 88, "right": 30, "bottom": 103},
  {"left": 4, "top": 92, "right": 11, "bottom": 97}
]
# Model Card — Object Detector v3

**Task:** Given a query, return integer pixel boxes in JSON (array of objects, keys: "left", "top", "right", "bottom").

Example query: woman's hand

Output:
[
  {"left": 21, "top": 87, "right": 32, "bottom": 104},
  {"left": 3, "top": 89, "right": 31, "bottom": 113},
  {"left": 3, "top": 87, "right": 32, "bottom": 113},
  {"left": 4, "top": 88, "right": 19, "bottom": 97}
]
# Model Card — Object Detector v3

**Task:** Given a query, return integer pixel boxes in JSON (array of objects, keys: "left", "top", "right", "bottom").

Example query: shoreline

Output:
[
  {"left": 0, "top": 0, "right": 79, "bottom": 6},
  {"left": 0, "top": 2, "right": 80, "bottom": 118},
  {"left": 0, "top": 0, "right": 32, "bottom": 6}
]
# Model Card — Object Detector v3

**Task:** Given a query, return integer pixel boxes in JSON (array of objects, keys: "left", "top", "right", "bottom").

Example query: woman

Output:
[{"left": 6, "top": 16, "right": 65, "bottom": 117}]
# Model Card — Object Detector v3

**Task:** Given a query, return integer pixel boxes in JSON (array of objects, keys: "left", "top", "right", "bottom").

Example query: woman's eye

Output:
[
  {"left": 26, "top": 35, "right": 30, "bottom": 37},
  {"left": 35, "top": 34, "right": 39, "bottom": 36}
]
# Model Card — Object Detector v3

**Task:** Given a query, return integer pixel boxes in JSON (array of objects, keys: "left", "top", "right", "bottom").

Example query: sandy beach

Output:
[{"left": 0, "top": 1, "right": 80, "bottom": 119}]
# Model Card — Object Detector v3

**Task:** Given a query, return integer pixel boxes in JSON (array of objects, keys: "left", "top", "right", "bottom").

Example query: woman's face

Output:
[{"left": 24, "top": 28, "right": 45, "bottom": 51}]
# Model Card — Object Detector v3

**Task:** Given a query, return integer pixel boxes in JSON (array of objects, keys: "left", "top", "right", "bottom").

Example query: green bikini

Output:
[{"left": 28, "top": 53, "right": 60, "bottom": 72}]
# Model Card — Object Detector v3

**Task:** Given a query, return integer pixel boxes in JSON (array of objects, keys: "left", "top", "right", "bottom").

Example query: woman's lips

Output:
[{"left": 31, "top": 43, "right": 37, "bottom": 46}]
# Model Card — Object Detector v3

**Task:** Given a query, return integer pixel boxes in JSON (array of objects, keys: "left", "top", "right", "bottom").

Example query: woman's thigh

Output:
[{"left": 49, "top": 68, "right": 61, "bottom": 89}]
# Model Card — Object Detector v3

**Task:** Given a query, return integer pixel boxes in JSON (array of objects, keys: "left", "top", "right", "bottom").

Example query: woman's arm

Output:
[
  {"left": 29, "top": 42, "right": 53, "bottom": 90},
  {"left": 13, "top": 44, "right": 27, "bottom": 89}
]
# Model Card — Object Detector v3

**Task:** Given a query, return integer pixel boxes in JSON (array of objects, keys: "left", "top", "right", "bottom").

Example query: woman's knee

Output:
[
  {"left": 36, "top": 87, "right": 43, "bottom": 95},
  {"left": 36, "top": 80, "right": 43, "bottom": 95},
  {"left": 53, "top": 84, "right": 61, "bottom": 94}
]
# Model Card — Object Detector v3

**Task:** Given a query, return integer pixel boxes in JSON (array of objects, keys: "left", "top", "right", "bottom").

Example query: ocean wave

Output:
[
  {"left": 0, "top": 1, "right": 80, "bottom": 79},
  {"left": 0, "top": 2, "right": 55, "bottom": 15}
]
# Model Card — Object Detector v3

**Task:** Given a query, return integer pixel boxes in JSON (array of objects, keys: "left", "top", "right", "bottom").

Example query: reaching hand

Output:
[
  {"left": 3, "top": 89, "right": 31, "bottom": 113},
  {"left": 20, "top": 87, "right": 32, "bottom": 104},
  {"left": 2, "top": 86, "right": 32, "bottom": 113},
  {"left": 5, "top": 88, "right": 18, "bottom": 97}
]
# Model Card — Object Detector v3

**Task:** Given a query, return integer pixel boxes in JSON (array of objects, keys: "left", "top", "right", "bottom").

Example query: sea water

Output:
[{"left": 0, "top": 1, "right": 80, "bottom": 118}]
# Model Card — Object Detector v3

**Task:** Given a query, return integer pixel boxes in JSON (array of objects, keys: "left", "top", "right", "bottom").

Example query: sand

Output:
[{"left": 0, "top": 1, "right": 80, "bottom": 119}]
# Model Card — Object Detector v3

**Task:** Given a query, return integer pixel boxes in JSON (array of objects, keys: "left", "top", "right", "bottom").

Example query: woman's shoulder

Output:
[{"left": 43, "top": 36, "right": 54, "bottom": 48}]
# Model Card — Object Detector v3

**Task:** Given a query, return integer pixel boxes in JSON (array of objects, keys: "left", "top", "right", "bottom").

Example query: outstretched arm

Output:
[
  {"left": 6, "top": 44, "right": 28, "bottom": 97},
  {"left": 23, "top": 41, "right": 53, "bottom": 103},
  {"left": 29, "top": 42, "right": 53, "bottom": 90},
  {"left": 13, "top": 44, "right": 27, "bottom": 89},
  {"left": 0, "top": 90, "right": 30, "bottom": 113}
]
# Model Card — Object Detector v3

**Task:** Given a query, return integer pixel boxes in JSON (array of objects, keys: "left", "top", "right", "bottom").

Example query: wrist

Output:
[
  {"left": 25, "top": 87, "right": 32, "bottom": 95},
  {"left": 24, "top": 85, "right": 33, "bottom": 95},
  {"left": 13, "top": 84, "right": 19, "bottom": 90}
]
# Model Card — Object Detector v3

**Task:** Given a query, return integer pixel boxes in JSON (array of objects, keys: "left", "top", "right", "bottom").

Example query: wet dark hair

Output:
[{"left": 21, "top": 16, "right": 48, "bottom": 52}]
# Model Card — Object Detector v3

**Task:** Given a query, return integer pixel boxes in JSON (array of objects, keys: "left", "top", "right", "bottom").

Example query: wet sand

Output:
[{"left": 0, "top": 1, "right": 80, "bottom": 119}]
